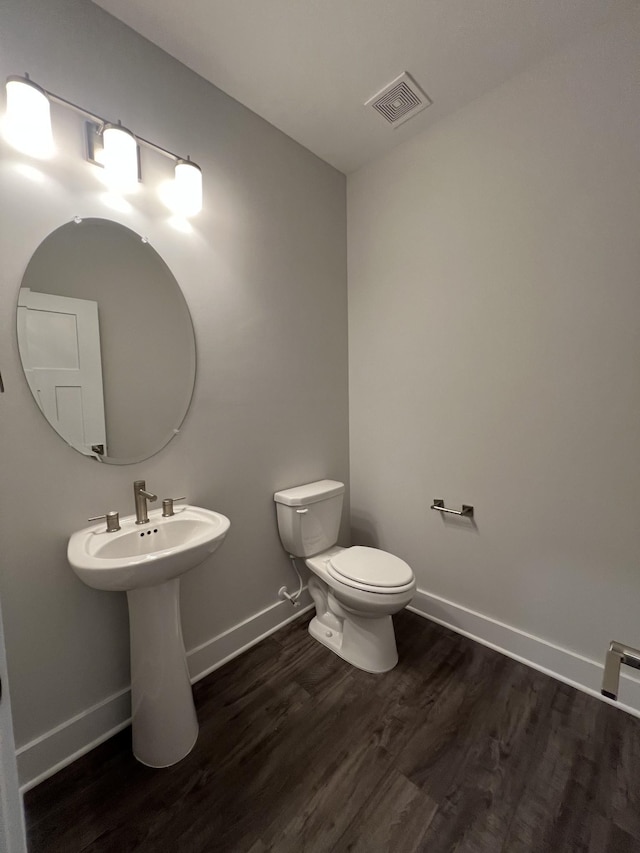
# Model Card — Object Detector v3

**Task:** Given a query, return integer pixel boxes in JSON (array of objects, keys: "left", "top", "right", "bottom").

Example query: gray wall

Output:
[
  {"left": 348, "top": 9, "right": 640, "bottom": 682},
  {"left": 0, "top": 0, "right": 348, "bottom": 769}
]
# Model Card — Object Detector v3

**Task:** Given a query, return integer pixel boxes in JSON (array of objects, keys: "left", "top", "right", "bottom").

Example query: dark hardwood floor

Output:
[{"left": 25, "top": 610, "right": 640, "bottom": 852}]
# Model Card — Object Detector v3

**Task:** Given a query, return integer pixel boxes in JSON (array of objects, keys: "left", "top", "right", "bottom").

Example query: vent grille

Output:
[{"left": 365, "top": 72, "right": 432, "bottom": 128}]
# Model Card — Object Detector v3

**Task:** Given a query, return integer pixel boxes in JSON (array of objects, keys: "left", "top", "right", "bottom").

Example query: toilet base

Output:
[{"left": 308, "top": 612, "right": 399, "bottom": 673}]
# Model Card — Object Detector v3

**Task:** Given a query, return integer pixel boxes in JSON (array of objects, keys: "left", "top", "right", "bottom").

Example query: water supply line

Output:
[{"left": 278, "top": 554, "right": 304, "bottom": 607}]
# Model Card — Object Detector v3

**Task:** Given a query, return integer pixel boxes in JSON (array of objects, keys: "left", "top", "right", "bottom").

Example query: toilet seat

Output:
[{"left": 327, "top": 546, "right": 415, "bottom": 594}]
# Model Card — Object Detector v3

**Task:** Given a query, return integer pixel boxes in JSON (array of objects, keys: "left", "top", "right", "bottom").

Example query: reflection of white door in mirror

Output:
[{"left": 17, "top": 288, "right": 107, "bottom": 458}]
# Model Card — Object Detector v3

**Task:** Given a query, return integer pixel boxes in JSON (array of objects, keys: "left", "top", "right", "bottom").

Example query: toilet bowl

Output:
[
  {"left": 274, "top": 480, "right": 415, "bottom": 673},
  {"left": 305, "top": 544, "right": 415, "bottom": 672}
]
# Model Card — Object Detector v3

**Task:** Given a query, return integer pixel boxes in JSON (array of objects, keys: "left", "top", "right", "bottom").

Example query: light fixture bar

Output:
[
  {"left": 135, "top": 133, "right": 182, "bottom": 164},
  {"left": 40, "top": 84, "right": 186, "bottom": 162},
  {"left": 45, "top": 90, "right": 105, "bottom": 127}
]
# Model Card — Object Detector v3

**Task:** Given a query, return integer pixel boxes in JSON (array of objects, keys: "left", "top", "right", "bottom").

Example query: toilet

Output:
[{"left": 274, "top": 479, "right": 415, "bottom": 673}]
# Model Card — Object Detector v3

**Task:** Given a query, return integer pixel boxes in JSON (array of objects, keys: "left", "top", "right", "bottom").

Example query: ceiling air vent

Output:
[{"left": 365, "top": 72, "right": 432, "bottom": 128}]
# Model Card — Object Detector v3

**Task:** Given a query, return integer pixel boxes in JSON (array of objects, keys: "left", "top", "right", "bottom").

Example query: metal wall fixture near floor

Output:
[{"left": 601, "top": 640, "right": 640, "bottom": 701}]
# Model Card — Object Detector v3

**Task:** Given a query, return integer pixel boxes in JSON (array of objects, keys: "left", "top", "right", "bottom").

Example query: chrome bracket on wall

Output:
[
  {"left": 601, "top": 641, "right": 640, "bottom": 701},
  {"left": 431, "top": 499, "right": 474, "bottom": 519}
]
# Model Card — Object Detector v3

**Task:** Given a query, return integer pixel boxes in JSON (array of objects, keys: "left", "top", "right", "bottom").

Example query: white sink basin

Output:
[
  {"left": 68, "top": 505, "right": 230, "bottom": 591},
  {"left": 67, "top": 504, "right": 230, "bottom": 769}
]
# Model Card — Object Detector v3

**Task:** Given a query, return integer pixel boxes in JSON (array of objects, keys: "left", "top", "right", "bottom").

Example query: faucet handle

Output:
[
  {"left": 88, "top": 511, "right": 121, "bottom": 533},
  {"left": 162, "top": 497, "right": 186, "bottom": 517}
]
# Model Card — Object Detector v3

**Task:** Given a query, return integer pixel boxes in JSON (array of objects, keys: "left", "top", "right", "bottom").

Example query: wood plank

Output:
[
  {"left": 24, "top": 610, "right": 640, "bottom": 853},
  {"left": 333, "top": 769, "right": 437, "bottom": 853}
]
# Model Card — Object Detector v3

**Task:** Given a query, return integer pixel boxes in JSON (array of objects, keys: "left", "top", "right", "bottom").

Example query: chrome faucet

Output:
[{"left": 133, "top": 480, "right": 157, "bottom": 525}]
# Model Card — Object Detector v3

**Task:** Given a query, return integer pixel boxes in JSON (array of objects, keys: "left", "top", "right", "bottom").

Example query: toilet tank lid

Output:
[{"left": 274, "top": 479, "right": 345, "bottom": 506}]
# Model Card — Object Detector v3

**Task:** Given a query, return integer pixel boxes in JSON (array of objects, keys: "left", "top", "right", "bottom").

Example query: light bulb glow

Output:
[
  {"left": 102, "top": 123, "right": 138, "bottom": 194},
  {"left": 100, "top": 191, "right": 133, "bottom": 214},
  {"left": 168, "top": 214, "right": 193, "bottom": 234},
  {"left": 13, "top": 163, "right": 47, "bottom": 183},
  {"left": 173, "top": 159, "right": 202, "bottom": 217},
  {"left": 4, "top": 76, "right": 54, "bottom": 159}
]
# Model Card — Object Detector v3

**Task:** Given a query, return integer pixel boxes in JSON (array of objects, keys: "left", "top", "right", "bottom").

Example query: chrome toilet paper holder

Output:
[{"left": 431, "top": 499, "right": 474, "bottom": 519}]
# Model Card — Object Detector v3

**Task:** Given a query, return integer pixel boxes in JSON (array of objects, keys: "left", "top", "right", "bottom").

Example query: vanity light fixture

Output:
[
  {"left": 102, "top": 122, "right": 139, "bottom": 194},
  {"left": 4, "top": 75, "right": 54, "bottom": 159},
  {"left": 173, "top": 158, "right": 203, "bottom": 217},
  {"left": 3, "top": 74, "right": 203, "bottom": 216}
]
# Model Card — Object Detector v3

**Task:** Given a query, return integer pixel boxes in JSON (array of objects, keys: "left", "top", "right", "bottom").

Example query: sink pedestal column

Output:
[{"left": 127, "top": 578, "right": 198, "bottom": 767}]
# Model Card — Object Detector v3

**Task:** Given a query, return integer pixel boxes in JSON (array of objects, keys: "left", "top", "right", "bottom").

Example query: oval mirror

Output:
[{"left": 16, "top": 218, "right": 196, "bottom": 464}]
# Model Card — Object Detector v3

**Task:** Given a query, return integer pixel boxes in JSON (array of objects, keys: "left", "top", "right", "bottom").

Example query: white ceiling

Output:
[{"left": 93, "top": 0, "right": 634, "bottom": 174}]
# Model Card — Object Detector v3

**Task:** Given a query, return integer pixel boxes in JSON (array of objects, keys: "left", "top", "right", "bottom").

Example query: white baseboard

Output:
[
  {"left": 16, "top": 689, "right": 132, "bottom": 794},
  {"left": 18, "top": 589, "right": 312, "bottom": 792},
  {"left": 187, "top": 590, "right": 312, "bottom": 682},
  {"left": 408, "top": 587, "right": 640, "bottom": 719}
]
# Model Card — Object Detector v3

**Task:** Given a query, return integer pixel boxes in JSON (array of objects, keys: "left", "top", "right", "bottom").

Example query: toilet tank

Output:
[{"left": 274, "top": 479, "right": 345, "bottom": 557}]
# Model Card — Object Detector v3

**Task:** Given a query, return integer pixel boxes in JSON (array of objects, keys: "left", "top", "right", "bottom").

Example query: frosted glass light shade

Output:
[
  {"left": 4, "top": 76, "right": 54, "bottom": 159},
  {"left": 173, "top": 159, "right": 202, "bottom": 217},
  {"left": 102, "top": 123, "right": 138, "bottom": 194}
]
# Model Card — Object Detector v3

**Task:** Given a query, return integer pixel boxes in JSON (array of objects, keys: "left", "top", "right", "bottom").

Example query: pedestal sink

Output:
[{"left": 68, "top": 506, "right": 230, "bottom": 767}]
